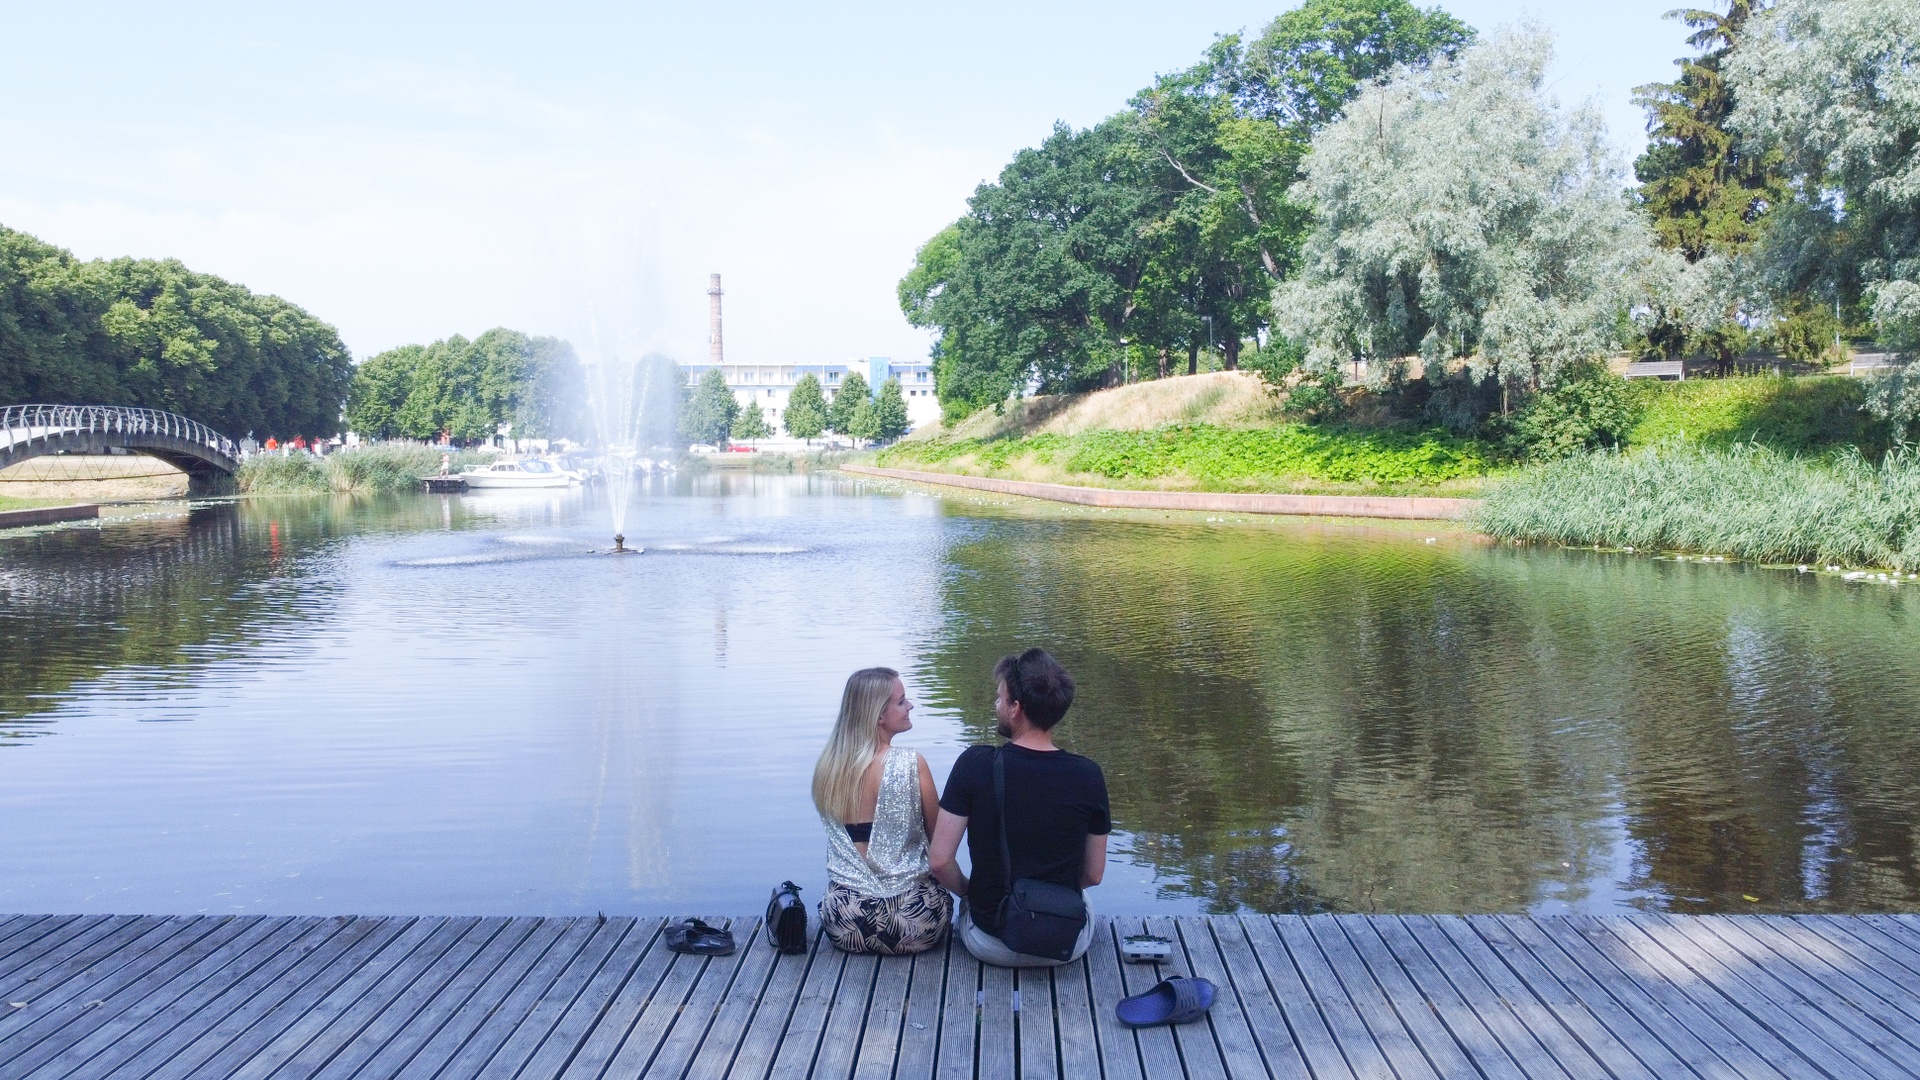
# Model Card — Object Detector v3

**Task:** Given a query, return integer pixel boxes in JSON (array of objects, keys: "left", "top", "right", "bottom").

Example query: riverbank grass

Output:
[
  {"left": 1475, "top": 443, "right": 1920, "bottom": 571},
  {"left": 236, "top": 445, "right": 487, "bottom": 495}
]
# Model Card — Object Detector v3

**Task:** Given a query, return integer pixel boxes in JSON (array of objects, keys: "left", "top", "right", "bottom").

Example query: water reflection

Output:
[
  {"left": 1, "top": 479, "right": 1917, "bottom": 916},
  {"left": 912, "top": 511, "right": 1920, "bottom": 915}
]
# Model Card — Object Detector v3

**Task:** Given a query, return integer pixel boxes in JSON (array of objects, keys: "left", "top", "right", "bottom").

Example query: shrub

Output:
[{"left": 1505, "top": 369, "right": 1646, "bottom": 460}]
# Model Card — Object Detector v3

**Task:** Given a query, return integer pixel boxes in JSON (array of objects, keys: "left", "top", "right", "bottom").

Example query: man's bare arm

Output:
[
  {"left": 929, "top": 810, "right": 970, "bottom": 895},
  {"left": 1081, "top": 832, "right": 1107, "bottom": 889}
]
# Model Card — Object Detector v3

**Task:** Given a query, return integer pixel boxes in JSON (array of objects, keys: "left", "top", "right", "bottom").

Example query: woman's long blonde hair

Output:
[{"left": 812, "top": 667, "right": 900, "bottom": 824}]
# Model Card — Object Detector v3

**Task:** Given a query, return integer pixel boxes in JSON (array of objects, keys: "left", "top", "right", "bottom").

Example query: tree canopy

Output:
[
  {"left": 870, "top": 378, "right": 910, "bottom": 442},
  {"left": 681, "top": 369, "right": 738, "bottom": 445},
  {"left": 899, "top": 0, "right": 1473, "bottom": 422},
  {"left": 828, "top": 371, "right": 872, "bottom": 438},
  {"left": 1, "top": 224, "right": 352, "bottom": 438},
  {"left": 346, "top": 328, "right": 583, "bottom": 443},
  {"left": 732, "top": 400, "right": 772, "bottom": 441},
  {"left": 784, "top": 372, "right": 828, "bottom": 440},
  {"left": 1273, "top": 26, "right": 1664, "bottom": 402}
]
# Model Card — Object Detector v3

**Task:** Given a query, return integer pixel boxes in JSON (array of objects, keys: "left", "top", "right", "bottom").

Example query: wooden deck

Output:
[{"left": 4, "top": 913, "right": 1920, "bottom": 1079}]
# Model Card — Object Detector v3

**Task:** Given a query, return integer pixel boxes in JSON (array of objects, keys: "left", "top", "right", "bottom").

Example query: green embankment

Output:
[
  {"left": 236, "top": 445, "right": 488, "bottom": 495},
  {"left": 878, "top": 424, "right": 1494, "bottom": 494},
  {"left": 1626, "top": 376, "right": 1890, "bottom": 456}
]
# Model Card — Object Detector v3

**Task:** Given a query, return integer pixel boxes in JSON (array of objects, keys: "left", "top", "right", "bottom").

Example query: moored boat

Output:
[{"left": 459, "top": 458, "right": 578, "bottom": 489}]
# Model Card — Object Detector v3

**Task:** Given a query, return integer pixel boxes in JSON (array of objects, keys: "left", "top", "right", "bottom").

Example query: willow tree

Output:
[
  {"left": 1727, "top": 0, "right": 1920, "bottom": 425},
  {"left": 1274, "top": 26, "right": 1665, "bottom": 412}
]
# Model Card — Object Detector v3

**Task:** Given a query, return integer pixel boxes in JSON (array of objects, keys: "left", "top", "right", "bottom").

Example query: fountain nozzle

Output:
[{"left": 613, "top": 534, "right": 626, "bottom": 553}]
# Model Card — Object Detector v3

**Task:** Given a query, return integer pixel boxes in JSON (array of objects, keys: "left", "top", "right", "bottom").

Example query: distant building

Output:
[{"left": 678, "top": 357, "right": 940, "bottom": 436}]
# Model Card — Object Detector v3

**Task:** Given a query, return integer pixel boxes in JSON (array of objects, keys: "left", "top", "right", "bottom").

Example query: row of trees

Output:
[
  {"left": 901, "top": 0, "right": 1920, "bottom": 434},
  {"left": 679, "top": 369, "right": 911, "bottom": 446},
  {"left": 898, "top": 0, "right": 1472, "bottom": 421},
  {"left": 345, "top": 329, "right": 585, "bottom": 443},
  {"left": 0, "top": 225, "right": 352, "bottom": 438}
]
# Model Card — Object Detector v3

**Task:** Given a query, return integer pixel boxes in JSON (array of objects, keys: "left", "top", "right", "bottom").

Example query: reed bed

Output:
[
  {"left": 1475, "top": 443, "right": 1920, "bottom": 571},
  {"left": 236, "top": 445, "right": 486, "bottom": 495}
]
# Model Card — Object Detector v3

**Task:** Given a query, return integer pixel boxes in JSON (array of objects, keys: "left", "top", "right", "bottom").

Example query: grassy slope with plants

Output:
[
  {"left": 236, "top": 445, "right": 488, "bottom": 495},
  {"left": 875, "top": 372, "right": 1498, "bottom": 495}
]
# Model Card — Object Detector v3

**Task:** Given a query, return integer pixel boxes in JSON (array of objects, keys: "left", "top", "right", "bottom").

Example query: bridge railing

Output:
[{"left": 0, "top": 404, "right": 241, "bottom": 463}]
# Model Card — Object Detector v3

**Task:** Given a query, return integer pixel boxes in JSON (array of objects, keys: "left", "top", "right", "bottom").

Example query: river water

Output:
[{"left": 3, "top": 473, "right": 1918, "bottom": 917}]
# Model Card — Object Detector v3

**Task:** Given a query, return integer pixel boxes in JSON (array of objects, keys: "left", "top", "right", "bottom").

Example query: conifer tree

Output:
[{"left": 1632, "top": 1, "right": 1786, "bottom": 262}]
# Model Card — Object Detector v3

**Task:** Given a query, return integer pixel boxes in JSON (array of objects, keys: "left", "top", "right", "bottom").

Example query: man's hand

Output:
[{"left": 929, "top": 810, "right": 970, "bottom": 895}]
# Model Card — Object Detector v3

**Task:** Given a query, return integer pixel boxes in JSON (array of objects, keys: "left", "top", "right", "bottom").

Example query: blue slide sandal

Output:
[{"left": 1115, "top": 975, "right": 1215, "bottom": 1027}]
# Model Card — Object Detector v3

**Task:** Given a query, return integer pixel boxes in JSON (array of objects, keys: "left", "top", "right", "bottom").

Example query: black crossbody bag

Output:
[{"left": 992, "top": 747, "right": 1089, "bottom": 962}]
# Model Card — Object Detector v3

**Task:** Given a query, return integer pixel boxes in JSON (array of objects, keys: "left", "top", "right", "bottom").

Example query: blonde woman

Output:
[{"left": 812, "top": 667, "right": 951, "bottom": 954}]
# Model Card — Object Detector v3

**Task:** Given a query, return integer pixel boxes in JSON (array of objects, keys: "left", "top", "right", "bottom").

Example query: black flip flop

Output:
[
  {"left": 1115, "top": 975, "right": 1215, "bottom": 1027},
  {"left": 666, "top": 918, "right": 737, "bottom": 956}
]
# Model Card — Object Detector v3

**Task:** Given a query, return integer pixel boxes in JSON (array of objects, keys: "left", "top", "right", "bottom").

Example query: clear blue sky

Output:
[{"left": 0, "top": 2, "right": 1694, "bottom": 367}]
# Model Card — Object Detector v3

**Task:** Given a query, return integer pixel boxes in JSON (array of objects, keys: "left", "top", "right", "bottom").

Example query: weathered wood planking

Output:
[{"left": 3, "top": 913, "right": 1919, "bottom": 1078}]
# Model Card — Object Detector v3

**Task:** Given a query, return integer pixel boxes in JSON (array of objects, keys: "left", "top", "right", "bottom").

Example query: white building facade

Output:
[{"left": 678, "top": 356, "right": 940, "bottom": 437}]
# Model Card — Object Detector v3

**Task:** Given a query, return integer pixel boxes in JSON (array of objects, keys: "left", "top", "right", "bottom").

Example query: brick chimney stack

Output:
[{"left": 707, "top": 274, "right": 724, "bottom": 365}]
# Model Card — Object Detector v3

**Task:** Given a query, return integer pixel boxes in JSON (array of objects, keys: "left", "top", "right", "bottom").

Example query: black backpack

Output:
[{"left": 765, "top": 880, "right": 809, "bottom": 953}]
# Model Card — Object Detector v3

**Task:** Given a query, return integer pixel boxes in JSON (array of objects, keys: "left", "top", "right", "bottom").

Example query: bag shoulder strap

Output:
[{"left": 993, "top": 746, "right": 1015, "bottom": 888}]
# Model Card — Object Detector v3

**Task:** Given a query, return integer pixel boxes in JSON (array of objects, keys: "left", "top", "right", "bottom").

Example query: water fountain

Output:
[{"left": 584, "top": 353, "right": 661, "bottom": 555}]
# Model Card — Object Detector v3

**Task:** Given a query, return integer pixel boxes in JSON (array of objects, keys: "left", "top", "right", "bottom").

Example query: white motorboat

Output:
[{"left": 459, "top": 458, "right": 579, "bottom": 489}]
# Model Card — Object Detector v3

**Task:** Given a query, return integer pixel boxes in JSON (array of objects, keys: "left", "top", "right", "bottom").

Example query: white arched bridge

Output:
[{"left": 1, "top": 404, "right": 241, "bottom": 488}]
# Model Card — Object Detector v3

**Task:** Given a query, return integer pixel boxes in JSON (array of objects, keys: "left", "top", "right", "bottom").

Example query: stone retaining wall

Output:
[{"left": 0, "top": 503, "right": 100, "bottom": 529}]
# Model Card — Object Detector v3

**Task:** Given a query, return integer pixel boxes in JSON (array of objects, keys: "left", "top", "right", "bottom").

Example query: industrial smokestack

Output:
[{"left": 707, "top": 274, "right": 724, "bottom": 365}]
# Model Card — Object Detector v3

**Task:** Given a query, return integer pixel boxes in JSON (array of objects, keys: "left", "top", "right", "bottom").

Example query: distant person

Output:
[
  {"left": 439, "top": 453, "right": 451, "bottom": 477},
  {"left": 930, "top": 648, "right": 1108, "bottom": 967},
  {"left": 812, "top": 667, "right": 951, "bottom": 954}
]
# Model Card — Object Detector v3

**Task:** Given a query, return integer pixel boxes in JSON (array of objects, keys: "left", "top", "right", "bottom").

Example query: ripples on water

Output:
[{"left": 2, "top": 474, "right": 1918, "bottom": 917}]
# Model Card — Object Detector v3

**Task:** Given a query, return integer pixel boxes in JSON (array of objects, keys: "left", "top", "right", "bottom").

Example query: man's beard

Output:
[{"left": 995, "top": 719, "right": 1013, "bottom": 739}]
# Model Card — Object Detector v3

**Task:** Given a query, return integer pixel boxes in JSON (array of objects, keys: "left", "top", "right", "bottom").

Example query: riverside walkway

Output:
[{"left": 3, "top": 913, "right": 1920, "bottom": 1079}]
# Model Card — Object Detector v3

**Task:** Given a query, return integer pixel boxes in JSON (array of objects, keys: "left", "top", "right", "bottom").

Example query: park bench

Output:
[{"left": 1623, "top": 359, "right": 1686, "bottom": 380}]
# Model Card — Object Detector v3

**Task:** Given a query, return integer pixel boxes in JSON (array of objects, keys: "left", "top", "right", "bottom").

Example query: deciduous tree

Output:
[
  {"left": 828, "top": 371, "right": 871, "bottom": 439},
  {"left": 681, "top": 369, "right": 738, "bottom": 445},
  {"left": 870, "top": 378, "right": 910, "bottom": 441},
  {"left": 783, "top": 372, "right": 828, "bottom": 440}
]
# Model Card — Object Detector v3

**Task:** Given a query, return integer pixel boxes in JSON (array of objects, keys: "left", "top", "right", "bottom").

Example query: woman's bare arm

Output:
[{"left": 916, "top": 754, "right": 941, "bottom": 839}]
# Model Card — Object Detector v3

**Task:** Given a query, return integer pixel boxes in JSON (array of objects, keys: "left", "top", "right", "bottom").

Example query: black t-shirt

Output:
[{"left": 939, "top": 743, "right": 1111, "bottom": 936}]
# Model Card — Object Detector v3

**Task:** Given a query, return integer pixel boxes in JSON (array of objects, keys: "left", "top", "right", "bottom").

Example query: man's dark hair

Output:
[{"left": 994, "top": 648, "right": 1075, "bottom": 730}]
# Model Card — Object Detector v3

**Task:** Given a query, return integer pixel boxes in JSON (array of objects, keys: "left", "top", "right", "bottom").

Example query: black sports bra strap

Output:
[{"left": 845, "top": 821, "right": 873, "bottom": 844}]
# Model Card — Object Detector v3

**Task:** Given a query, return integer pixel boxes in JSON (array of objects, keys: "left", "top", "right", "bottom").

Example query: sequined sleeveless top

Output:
[{"left": 821, "top": 746, "right": 931, "bottom": 898}]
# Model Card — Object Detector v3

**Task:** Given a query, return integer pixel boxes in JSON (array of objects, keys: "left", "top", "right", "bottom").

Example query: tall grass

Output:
[
  {"left": 236, "top": 445, "right": 487, "bottom": 495},
  {"left": 1475, "top": 443, "right": 1920, "bottom": 570}
]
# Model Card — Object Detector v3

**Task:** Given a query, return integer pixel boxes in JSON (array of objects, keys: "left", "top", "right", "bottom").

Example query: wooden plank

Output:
[
  {"left": 0, "top": 915, "right": 176, "bottom": 1008},
  {"left": 850, "top": 953, "right": 912, "bottom": 1080},
  {"left": 1300, "top": 915, "right": 1439, "bottom": 1080},
  {"left": 345, "top": 916, "right": 539, "bottom": 1080},
  {"left": 933, "top": 934, "right": 979, "bottom": 1080},
  {"left": 1510, "top": 914, "right": 1772, "bottom": 1080},
  {"left": 1864, "top": 914, "right": 1920, "bottom": 955},
  {"left": 1110, "top": 918, "right": 1184, "bottom": 1080},
  {"left": 24, "top": 915, "right": 347, "bottom": 1080},
  {"left": 1170, "top": 916, "right": 1264, "bottom": 1080},
  {"left": 1265, "top": 915, "right": 1394, "bottom": 1079},
  {"left": 1415, "top": 917, "right": 1629, "bottom": 1080},
  {"left": 976, "top": 958, "right": 1016, "bottom": 1080},
  {"left": 553, "top": 916, "right": 685, "bottom": 1080},
  {"left": 459, "top": 916, "right": 630, "bottom": 1080},
  {"left": 1617, "top": 915, "right": 1902, "bottom": 1080},
  {"left": 1142, "top": 915, "right": 1223, "bottom": 1080},
  {"left": 1237, "top": 915, "right": 1350, "bottom": 1080},
  {"left": 1341, "top": 915, "right": 1524, "bottom": 1080},
  {"left": 0, "top": 916, "right": 89, "bottom": 983},
  {"left": 145, "top": 917, "right": 415, "bottom": 1080},
  {"left": 1466, "top": 910, "right": 1681, "bottom": 1076},
  {"left": 1733, "top": 917, "right": 1920, "bottom": 1036},
  {"left": 1208, "top": 916, "right": 1316, "bottom": 1080},
  {"left": 691, "top": 934, "right": 810, "bottom": 1080},
  {"left": 674, "top": 924, "right": 785, "bottom": 1080},
  {"left": 811, "top": 952, "right": 879, "bottom": 1080},
  {"left": 605, "top": 917, "right": 745, "bottom": 1079},
  {"left": 762, "top": 936, "right": 846, "bottom": 1079},
  {"left": 510, "top": 917, "right": 663, "bottom": 1080},
  {"left": 0, "top": 910, "right": 247, "bottom": 1060},
  {"left": 1047, "top": 946, "right": 1102, "bottom": 1080},
  {"left": 888, "top": 938, "right": 947, "bottom": 1080},
  {"left": 1081, "top": 916, "right": 1142, "bottom": 1080},
  {"left": 1658, "top": 915, "right": 1920, "bottom": 1075},
  {"left": 1015, "top": 962, "right": 1056, "bottom": 1080},
  {"left": 229, "top": 915, "right": 478, "bottom": 1080},
  {"left": 381, "top": 917, "right": 568, "bottom": 1078},
  {"left": 1558, "top": 916, "right": 1804, "bottom": 1080},
  {"left": 1, "top": 910, "right": 288, "bottom": 1068},
  {"left": 1800, "top": 915, "right": 1920, "bottom": 998}
]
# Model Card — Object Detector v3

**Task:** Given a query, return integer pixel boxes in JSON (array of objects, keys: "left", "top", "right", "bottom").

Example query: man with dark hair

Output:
[{"left": 929, "top": 648, "right": 1110, "bottom": 966}]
